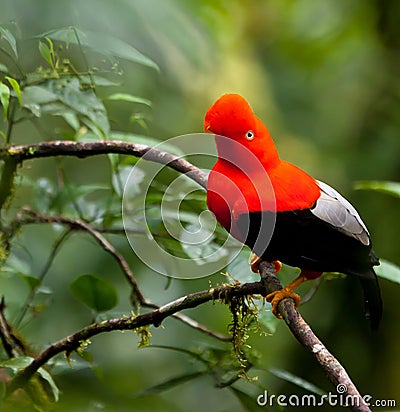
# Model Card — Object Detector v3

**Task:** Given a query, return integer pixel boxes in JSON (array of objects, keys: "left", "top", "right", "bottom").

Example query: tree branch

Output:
[
  {"left": 2, "top": 140, "right": 207, "bottom": 188},
  {"left": 259, "top": 261, "right": 371, "bottom": 412},
  {"left": 7, "top": 280, "right": 265, "bottom": 395}
]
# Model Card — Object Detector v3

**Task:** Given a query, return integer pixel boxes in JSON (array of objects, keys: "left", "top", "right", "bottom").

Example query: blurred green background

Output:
[{"left": 1, "top": 0, "right": 399, "bottom": 410}]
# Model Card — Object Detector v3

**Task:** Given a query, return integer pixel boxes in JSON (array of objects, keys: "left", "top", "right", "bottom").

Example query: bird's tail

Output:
[{"left": 360, "top": 269, "right": 382, "bottom": 329}]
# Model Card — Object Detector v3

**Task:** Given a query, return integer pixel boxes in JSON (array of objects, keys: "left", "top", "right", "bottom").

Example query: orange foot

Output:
[
  {"left": 266, "top": 288, "right": 301, "bottom": 318},
  {"left": 250, "top": 254, "right": 282, "bottom": 274},
  {"left": 265, "top": 273, "right": 307, "bottom": 318}
]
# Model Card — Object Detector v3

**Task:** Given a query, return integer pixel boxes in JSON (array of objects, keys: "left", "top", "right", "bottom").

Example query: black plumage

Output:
[{"left": 236, "top": 180, "right": 383, "bottom": 329}]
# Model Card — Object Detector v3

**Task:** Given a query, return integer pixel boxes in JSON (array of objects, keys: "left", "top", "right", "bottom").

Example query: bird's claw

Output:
[{"left": 266, "top": 288, "right": 301, "bottom": 319}]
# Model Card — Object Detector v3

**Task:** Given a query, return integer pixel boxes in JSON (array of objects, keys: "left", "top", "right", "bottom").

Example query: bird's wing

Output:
[{"left": 311, "top": 180, "right": 370, "bottom": 246}]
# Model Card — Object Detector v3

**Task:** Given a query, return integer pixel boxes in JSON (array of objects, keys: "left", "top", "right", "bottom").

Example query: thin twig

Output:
[
  {"left": 13, "top": 208, "right": 230, "bottom": 342},
  {"left": 14, "top": 229, "right": 72, "bottom": 328},
  {"left": 170, "top": 312, "right": 231, "bottom": 342},
  {"left": 15, "top": 208, "right": 146, "bottom": 306}
]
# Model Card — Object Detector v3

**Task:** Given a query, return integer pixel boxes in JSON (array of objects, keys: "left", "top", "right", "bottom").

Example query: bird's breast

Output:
[{"left": 207, "top": 162, "right": 275, "bottom": 240}]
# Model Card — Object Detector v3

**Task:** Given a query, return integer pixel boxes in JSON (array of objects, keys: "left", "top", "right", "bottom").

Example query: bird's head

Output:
[
  {"left": 204, "top": 94, "right": 256, "bottom": 139},
  {"left": 204, "top": 94, "right": 279, "bottom": 166}
]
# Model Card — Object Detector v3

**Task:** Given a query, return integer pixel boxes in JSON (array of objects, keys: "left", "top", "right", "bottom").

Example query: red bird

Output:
[{"left": 205, "top": 93, "right": 382, "bottom": 328}]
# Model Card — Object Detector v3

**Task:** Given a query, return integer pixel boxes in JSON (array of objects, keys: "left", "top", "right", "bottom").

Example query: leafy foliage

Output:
[
  {"left": 0, "top": 24, "right": 170, "bottom": 410},
  {"left": 0, "top": 22, "right": 266, "bottom": 411}
]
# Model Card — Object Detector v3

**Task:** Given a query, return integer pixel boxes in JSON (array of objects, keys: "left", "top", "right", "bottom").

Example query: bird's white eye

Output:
[{"left": 245, "top": 131, "right": 254, "bottom": 141}]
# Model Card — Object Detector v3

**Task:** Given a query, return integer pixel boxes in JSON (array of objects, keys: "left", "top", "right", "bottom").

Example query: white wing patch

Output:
[{"left": 311, "top": 180, "right": 370, "bottom": 246}]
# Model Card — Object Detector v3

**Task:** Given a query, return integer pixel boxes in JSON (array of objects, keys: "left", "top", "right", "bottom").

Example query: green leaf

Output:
[
  {"left": 22, "top": 85, "right": 59, "bottom": 117},
  {"left": 0, "top": 63, "right": 8, "bottom": 73},
  {"left": 107, "top": 93, "right": 152, "bottom": 107},
  {"left": 5, "top": 76, "right": 22, "bottom": 106},
  {"left": 2, "top": 252, "right": 31, "bottom": 275},
  {"left": 24, "top": 78, "right": 110, "bottom": 136},
  {"left": 375, "top": 259, "right": 400, "bottom": 284},
  {"left": 269, "top": 367, "right": 325, "bottom": 395},
  {"left": 42, "top": 27, "right": 159, "bottom": 70},
  {"left": 37, "top": 367, "right": 60, "bottom": 401},
  {"left": 90, "top": 32, "right": 158, "bottom": 70},
  {"left": 47, "top": 77, "right": 110, "bottom": 136},
  {"left": 70, "top": 274, "right": 118, "bottom": 312},
  {"left": 39, "top": 38, "right": 54, "bottom": 69},
  {"left": 0, "top": 27, "right": 18, "bottom": 58},
  {"left": 22, "top": 85, "right": 58, "bottom": 104},
  {"left": 0, "top": 82, "right": 10, "bottom": 121},
  {"left": 39, "top": 26, "right": 82, "bottom": 48},
  {"left": 354, "top": 180, "right": 400, "bottom": 199},
  {"left": 0, "top": 357, "right": 59, "bottom": 402},
  {"left": 0, "top": 356, "right": 34, "bottom": 370}
]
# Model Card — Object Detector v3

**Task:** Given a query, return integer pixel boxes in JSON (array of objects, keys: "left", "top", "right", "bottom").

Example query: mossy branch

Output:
[{"left": 7, "top": 280, "right": 265, "bottom": 395}]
